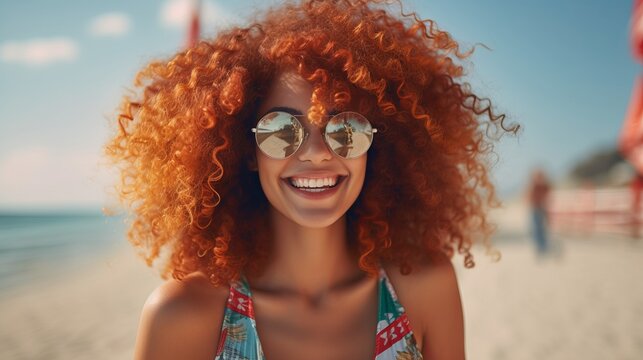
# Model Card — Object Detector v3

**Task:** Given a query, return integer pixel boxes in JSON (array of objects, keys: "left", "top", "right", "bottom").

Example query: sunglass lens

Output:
[
  {"left": 325, "top": 112, "right": 374, "bottom": 158},
  {"left": 255, "top": 112, "right": 304, "bottom": 158}
]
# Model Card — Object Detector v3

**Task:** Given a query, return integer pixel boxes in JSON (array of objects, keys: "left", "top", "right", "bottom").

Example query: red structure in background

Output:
[
  {"left": 551, "top": 2, "right": 643, "bottom": 239},
  {"left": 633, "top": 0, "right": 643, "bottom": 61},
  {"left": 548, "top": 187, "right": 643, "bottom": 238},
  {"left": 186, "top": 0, "right": 201, "bottom": 48},
  {"left": 619, "top": 0, "right": 643, "bottom": 172},
  {"left": 614, "top": 0, "right": 643, "bottom": 238}
]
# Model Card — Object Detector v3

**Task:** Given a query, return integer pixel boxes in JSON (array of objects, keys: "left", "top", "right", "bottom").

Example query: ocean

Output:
[{"left": 0, "top": 212, "right": 127, "bottom": 295}]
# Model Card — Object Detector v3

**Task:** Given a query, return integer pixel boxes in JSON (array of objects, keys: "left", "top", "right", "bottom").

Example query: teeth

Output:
[{"left": 289, "top": 176, "right": 339, "bottom": 189}]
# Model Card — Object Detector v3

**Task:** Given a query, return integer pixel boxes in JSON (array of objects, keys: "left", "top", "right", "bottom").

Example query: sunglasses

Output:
[{"left": 251, "top": 111, "right": 377, "bottom": 159}]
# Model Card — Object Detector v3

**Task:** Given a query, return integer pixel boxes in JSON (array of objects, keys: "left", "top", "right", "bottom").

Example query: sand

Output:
[
  {"left": 2, "top": 201, "right": 643, "bottom": 359},
  {"left": 0, "top": 246, "right": 163, "bottom": 360},
  {"left": 457, "top": 240, "right": 643, "bottom": 360}
]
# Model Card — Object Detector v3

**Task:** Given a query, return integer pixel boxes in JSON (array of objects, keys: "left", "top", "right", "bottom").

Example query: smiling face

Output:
[{"left": 254, "top": 70, "right": 367, "bottom": 228}]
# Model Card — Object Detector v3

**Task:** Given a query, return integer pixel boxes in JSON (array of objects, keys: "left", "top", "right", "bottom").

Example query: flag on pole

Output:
[{"left": 186, "top": 0, "right": 201, "bottom": 48}]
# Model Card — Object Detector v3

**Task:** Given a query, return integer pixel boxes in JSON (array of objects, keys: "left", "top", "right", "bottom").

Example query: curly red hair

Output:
[{"left": 105, "top": 0, "right": 517, "bottom": 285}]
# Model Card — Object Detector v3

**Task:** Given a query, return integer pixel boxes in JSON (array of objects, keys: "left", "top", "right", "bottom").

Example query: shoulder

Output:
[
  {"left": 133, "top": 272, "right": 230, "bottom": 360},
  {"left": 384, "top": 253, "right": 465, "bottom": 360}
]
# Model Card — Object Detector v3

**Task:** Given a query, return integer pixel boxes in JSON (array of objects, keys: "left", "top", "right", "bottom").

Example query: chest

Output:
[{"left": 251, "top": 281, "right": 379, "bottom": 360}]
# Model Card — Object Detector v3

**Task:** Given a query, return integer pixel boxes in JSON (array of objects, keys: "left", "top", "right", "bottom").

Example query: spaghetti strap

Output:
[
  {"left": 375, "top": 266, "right": 423, "bottom": 359},
  {"left": 215, "top": 278, "right": 265, "bottom": 359},
  {"left": 378, "top": 267, "right": 402, "bottom": 303}
]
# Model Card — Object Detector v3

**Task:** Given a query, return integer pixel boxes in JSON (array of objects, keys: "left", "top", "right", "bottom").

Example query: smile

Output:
[
  {"left": 283, "top": 175, "right": 346, "bottom": 196},
  {"left": 288, "top": 176, "right": 339, "bottom": 189}
]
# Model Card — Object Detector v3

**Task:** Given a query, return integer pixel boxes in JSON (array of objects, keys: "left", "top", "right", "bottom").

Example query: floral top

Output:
[{"left": 215, "top": 268, "right": 423, "bottom": 360}]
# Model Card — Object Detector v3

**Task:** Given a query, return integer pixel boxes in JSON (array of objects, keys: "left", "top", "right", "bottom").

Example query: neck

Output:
[{"left": 250, "top": 206, "right": 363, "bottom": 299}]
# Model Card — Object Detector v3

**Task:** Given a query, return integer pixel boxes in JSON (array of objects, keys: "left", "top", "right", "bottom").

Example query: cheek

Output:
[
  {"left": 356, "top": 155, "right": 367, "bottom": 178},
  {"left": 348, "top": 156, "right": 368, "bottom": 195},
  {"left": 256, "top": 155, "right": 274, "bottom": 184},
  {"left": 255, "top": 151, "right": 285, "bottom": 199}
]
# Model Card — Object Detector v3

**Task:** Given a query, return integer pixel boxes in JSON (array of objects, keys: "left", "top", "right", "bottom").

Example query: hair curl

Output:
[{"left": 105, "top": 0, "right": 518, "bottom": 285}]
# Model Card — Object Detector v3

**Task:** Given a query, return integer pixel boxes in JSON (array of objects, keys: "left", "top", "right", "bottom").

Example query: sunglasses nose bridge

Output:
[{"left": 296, "top": 124, "right": 334, "bottom": 163}]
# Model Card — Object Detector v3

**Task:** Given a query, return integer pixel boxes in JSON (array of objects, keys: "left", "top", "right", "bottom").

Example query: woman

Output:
[{"left": 105, "top": 1, "right": 514, "bottom": 359}]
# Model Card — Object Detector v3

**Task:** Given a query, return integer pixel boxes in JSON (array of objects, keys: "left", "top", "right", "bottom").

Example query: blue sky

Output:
[{"left": 0, "top": 0, "right": 638, "bottom": 210}]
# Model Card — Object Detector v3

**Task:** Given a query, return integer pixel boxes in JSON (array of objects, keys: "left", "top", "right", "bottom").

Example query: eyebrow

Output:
[
  {"left": 260, "top": 106, "right": 303, "bottom": 118},
  {"left": 260, "top": 106, "right": 340, "bottom": 118}
]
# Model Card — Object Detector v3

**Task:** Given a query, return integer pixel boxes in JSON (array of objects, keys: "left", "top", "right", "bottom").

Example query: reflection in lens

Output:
[
  {"left": 325, "top": 112, "right": 373, "bottom": 158},
  {"left": 255, "top": 112, "right": 303, "bottom": 158}
]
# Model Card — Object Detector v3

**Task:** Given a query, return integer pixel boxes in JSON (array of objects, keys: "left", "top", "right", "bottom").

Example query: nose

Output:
[{"left": 297, "top": 126, "right": 333, "bottom": 163}]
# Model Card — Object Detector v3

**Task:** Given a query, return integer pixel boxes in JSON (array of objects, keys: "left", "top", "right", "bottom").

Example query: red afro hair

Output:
[{"left": 105, "top": 0, "right": 518, "bottom": 285}]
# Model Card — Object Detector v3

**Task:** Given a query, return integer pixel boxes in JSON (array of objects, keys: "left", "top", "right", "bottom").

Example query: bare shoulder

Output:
[
  {"left": 384, "top": 253, "right": 465, "bottom": 360},
  {"left": 133, "top": 272, "right": 229, "bottom": 360}
]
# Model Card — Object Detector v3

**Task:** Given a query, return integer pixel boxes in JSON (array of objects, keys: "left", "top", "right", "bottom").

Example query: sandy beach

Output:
[
  {"left": 0, "top": 244, "right": 163, "bottom": 360},
  {"left": 2, "top": 201, "right": 643, "bottom": 359}
]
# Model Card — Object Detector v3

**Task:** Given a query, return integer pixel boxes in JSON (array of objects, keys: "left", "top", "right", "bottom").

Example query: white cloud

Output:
[
  {"left": 89, "top": 12, "right": 131, "bottom": 37},
  {"left": 0, "top": 147, "right": 117, "bottom": 209},
  {"left": 0, "top": 38, "right": 78, "bottom": 66},
  {"left": 160, "top": 0, "right": 241, "bottom": 30}
]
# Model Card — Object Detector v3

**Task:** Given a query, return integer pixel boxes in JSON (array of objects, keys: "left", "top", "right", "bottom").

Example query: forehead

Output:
[{"left": 258, "top": 70, "right": 314, "bottom": 116}]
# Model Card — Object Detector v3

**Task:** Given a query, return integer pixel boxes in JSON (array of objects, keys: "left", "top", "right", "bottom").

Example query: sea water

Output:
[{"left": 0, "top": 212, "right": 126, "bottom": 294}]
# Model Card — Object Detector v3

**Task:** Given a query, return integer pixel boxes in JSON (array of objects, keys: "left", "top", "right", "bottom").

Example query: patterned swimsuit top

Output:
[{"left": 215, "top": 267, "right": 423, "bottom": 360}]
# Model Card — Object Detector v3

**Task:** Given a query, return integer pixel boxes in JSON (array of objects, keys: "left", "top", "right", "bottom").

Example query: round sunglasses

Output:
[{"left": 251, "top": 111, "right": 377, "bottom": 159}]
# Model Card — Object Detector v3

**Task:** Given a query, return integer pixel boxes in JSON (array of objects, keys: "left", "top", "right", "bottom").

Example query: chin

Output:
[{"left": 288, "top": 210, "right": 346, "bottom": 229}]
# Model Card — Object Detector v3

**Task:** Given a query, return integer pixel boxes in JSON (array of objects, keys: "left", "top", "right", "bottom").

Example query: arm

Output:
[
  {"left": 134, "top": 275, "right": 228, "bottom": 360},
  {"left": 386, "top": 256, "right": 465, "bottom": 360},
  {"left": 420, "top": 260, "right": 465, "bottom": 360}
]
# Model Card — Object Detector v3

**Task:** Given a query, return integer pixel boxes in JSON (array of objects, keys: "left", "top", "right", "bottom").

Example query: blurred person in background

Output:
[
  {"left": 527, "top": 168, "right": 551, "bottom": 256},
  {"left": 105, "top": 0, "right": 516, "bottom": 359}
]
